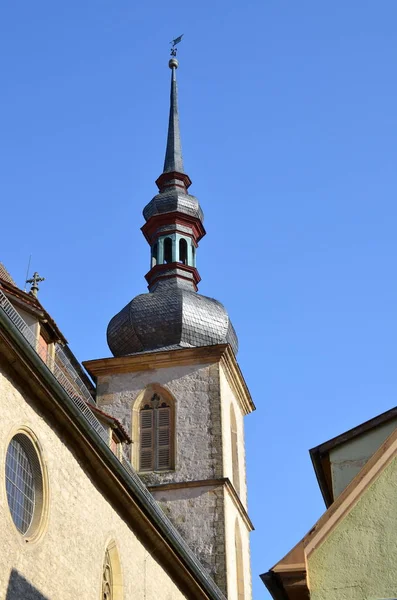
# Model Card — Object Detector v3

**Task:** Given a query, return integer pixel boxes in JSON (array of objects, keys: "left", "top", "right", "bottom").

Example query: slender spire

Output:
[{"left": 163, "top": 58, "right": 184, "bottom": 174}]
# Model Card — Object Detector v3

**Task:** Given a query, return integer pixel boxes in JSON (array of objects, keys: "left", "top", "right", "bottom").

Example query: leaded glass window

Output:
[{"left": 5, "top": 437, "right": 36, "bottom": 534}]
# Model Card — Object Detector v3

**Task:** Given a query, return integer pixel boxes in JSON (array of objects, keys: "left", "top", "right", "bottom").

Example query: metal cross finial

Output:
[
  {"left": 170, "top": 34, "right": 183, "bottom": 57},
  {"left": 26, "top": 272, "right": 45, "bottom": 297}
]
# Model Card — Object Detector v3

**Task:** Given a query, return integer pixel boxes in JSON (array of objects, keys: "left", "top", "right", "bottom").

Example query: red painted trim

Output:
[
  {"left": 145, "top": 262, "right": 201, "bottom": 289},
  {"left": 141, "top": 213, "right": 206, "bottom": 244},
  {"left": 155, "top": 171, "right": 192, "bottom": 191}
]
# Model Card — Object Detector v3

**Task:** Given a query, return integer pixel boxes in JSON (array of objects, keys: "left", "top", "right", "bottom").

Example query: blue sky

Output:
[{"left": 2, "top": 2, "right": 397, "bottom": 598}]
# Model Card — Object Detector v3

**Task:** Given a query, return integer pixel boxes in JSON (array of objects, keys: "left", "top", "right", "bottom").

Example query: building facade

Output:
[
  {"left": 262, "top": 407, "right": 397, "bottom": 600},
  {"left": 0, "top": 55, "right": 254, "bottom": 600}
]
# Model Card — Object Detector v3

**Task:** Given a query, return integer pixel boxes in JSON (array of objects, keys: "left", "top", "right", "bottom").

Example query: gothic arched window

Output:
[
  {"left": 230, "top": 404, "right": 241, "bottom": 496},
  {"left": 102, "top": 549, "right": 113, "bottom": 600},
  {"left": 140, "top": 393, "right": 173, "bottom": 472},
  {"left": 102, "top": 541, "right": 122, "bottom": 600}
]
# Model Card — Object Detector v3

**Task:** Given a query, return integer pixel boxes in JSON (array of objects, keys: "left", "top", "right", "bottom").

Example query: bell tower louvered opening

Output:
[{"left": 139, "top": 393, "right": 173, "bottom": 472}]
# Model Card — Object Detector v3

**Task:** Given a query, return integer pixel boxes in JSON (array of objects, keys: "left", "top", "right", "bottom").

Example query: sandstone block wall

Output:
[
  {"left": 96, "top": 358, "right": 252, "bottom": 599},
  {"left": 219, "top": 365, "right": 248, "bottom": 508},
  {"left": 0, "top": 361, "right": 191, "bottom": 600},
  {"left": 96, "top": 362, "right": 223, "bottom": 484},
  {"left": 151, "top": 484, "right": 227, "bottom": 593},
  {"left": 224, "top": 493, "right": 252, "bottom": 600}
]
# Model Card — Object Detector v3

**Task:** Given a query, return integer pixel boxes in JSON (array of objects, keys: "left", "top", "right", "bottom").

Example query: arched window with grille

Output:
[
  {"left": 139, "top": 392, "right": 174, "bottom": 472},
  {"left": 102, "top": 541, "right": 122, "bottom": 600},
  {"left": 230, "top": 404, "right": 241, "bottom": 496}
]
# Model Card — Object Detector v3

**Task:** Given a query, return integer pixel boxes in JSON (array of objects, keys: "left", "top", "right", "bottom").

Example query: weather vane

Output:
[{"left": 170, "top": 34, "right": 183, "bottom": 57}]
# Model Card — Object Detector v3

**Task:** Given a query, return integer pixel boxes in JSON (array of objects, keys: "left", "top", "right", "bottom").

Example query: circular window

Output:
[{"left": 5, "top": 432, "right": 45, "bottom": 537}]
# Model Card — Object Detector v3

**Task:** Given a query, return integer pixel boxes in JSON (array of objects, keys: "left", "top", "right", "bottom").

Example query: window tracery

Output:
[{"left": 102, "top": 549, "right": 113, "bottom": 600}]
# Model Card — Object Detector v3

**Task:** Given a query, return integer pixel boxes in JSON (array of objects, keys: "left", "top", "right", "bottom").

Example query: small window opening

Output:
[
  {"left": 151, "top": 243, "right": 158, "bottom": 268},
  {"left": 38, "top": 333, "right": 49, "bottom": 364},
  {"left": 110, "top": 433, "right": 119, "bottom": 456},
  {"left": 192, "top": 245, "right": 196, "bottom": 267},
  {"left": 163, "top": 238, "right": 172, "bottom": 264},
  {"left": 179, "top": 239, "right": 188, "bottom": 265}
]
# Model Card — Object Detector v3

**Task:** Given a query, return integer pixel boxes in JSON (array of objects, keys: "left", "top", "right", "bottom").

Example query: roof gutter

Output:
[
  {"left": 0, "top": 307, "right": 226, "bottom": 600},
  {"left": 260, "top": 571, "right": 289, "bottom": 600}
]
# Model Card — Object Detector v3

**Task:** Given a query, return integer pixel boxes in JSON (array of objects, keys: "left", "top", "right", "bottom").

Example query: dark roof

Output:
[
  {"left": 0, "top": 261, "right": 94, "bottom": 396},
  {"left": 0, "top": 263, "right": 17, "bottom": 285},
  {"left": 260, "top": 539, "right": 308, "bottom": 600},
  {"left": 107, "top": 280, "right": 238, "bottom": 358},
  {"left": 310, "top": 405, "right": 397, "bottom": 507},
  {"left": 260, "top": 571, "right": 289, "bottom": 600},
  {"left": 0, "top": 276, "right": 68, "bottom": 344}
]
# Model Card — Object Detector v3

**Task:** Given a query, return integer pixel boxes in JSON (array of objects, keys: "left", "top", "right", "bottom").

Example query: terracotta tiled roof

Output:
[
  {"left": 90, "top": 404, "right": 132, "bottom": 443},
  {"left": 0, "top": 263, "right": 17, "bottom": 286}
]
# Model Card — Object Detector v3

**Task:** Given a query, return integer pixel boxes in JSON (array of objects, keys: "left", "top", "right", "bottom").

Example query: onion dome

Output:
[{"left": 107, "top": 58, "right": 238, "bottom": 357}]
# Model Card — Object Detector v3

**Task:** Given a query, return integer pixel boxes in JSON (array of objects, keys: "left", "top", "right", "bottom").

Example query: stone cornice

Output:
[
  {"left": 83, "top": 344, "right": 255, "bottom": 415},
  {"left": 219, "top": 346, "right": 256, "bottom": 415}
]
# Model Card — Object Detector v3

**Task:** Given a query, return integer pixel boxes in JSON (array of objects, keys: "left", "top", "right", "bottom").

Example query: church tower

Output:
[{"left": 84, "top": 56, "right": 255, "bottom": 599}]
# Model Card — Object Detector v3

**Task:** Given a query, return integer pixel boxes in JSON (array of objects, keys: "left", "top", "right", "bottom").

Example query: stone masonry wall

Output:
[
  {"left": 96, "top": 361, "right": 227, "bottom": 588},
  {"left": 96, "top": 362, "right": 223, "bottom": 484},
  {"left": 151, "top": 484, "right": 227, "bottom": 593},
  {"left": 96, "top": 358, "right": 253, "bottom": 599},
  {"left": 0, "top": 361, "right": 192, "bottom": 600}
]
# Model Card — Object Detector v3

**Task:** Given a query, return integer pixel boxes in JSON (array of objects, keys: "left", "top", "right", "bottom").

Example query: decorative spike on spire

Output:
[{"left": 163, "top": 58, "right": 184, "bottom": 174}]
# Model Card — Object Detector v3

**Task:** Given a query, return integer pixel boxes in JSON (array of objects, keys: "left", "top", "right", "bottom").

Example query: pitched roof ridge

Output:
[
  {"left": 310, "top": 404, "right": 397, "bottom": 456},
  {"left": 310, "top": 405, "right": 397, "bottom": 507},
  {"left": 304, "top": 423, "right": 397, "bottom": 556}
]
